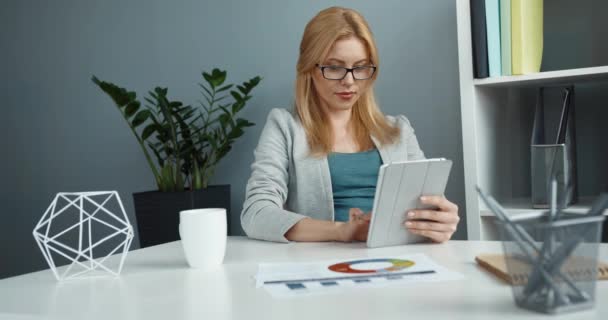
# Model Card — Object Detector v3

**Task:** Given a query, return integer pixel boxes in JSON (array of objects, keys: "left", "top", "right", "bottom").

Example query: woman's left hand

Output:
[{"left": 404, "top": 195, "right": 460, "bottom": 243}]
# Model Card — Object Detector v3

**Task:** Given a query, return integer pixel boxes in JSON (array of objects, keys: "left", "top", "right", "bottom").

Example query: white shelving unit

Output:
[
  {"left": 455, "top": 0, "right": 608, "bottom": 240},
  {"left": 479, "top": 197, "right": 607, "bottom": 217},
  {"left": 474, "top": 65, "right": 608, "bottom": 87}
]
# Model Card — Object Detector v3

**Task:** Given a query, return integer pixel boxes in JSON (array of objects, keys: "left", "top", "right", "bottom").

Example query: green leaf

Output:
[
  {"left": 176, "top": 105, "right": 192, "bottom": 113},
  {"left": 160, "top": 163, "right": 175, "bottom": 191},
  {"left": 163, "top": 146, "right": 175, "bottom": 156},
  {"left": 156, "top": 131, "right": 169, "bottom": 143},
  {"left": 132, "top": 110, "right": 151, "bottom": 127},
  {"left": 91, "top": 76, "right": 135, "bottom": 107},
  {"left": 219, "top": 104, "right": 231, "bottom": 114},
  {"left": 202, "top": 72, "right": 213, "bottom": 87},
  {"left": 236, "top": 118, "right": 255, "bottom": 127},
  {"left": 211, "top": 68, "right": 227, "bottom": 87},
  {"left": 169, "top": 101, "right": 183, "bottom": 109},
  {"left": 200, "top": 95, "right": 213, "bottom": 108},
  {"left": 193, "top": 161, "right": 203, "bottom": 190},
  {"left": 124, "top": 101, "right": 140, "bottom": 117},
  {"left": 218, "top": 105, "right": 235, "bottom": 128},
  {"left": 249, "top": 76, "right": 262, "bottom": 87},
  {"left": 144, "top": 96, "right": 156, "bottom": 106},
  {"left": 214, "top": 95, "right": 229, "bottom": 104},
  {"left": 217, "top": 84, "right": 233, "bottom": 93},
  {"left": 228, "top": 127, "right": 244, "bottom": 140},
  {"left": 218, "top": 113, "right": 230, "bottom": 128},
  {"left": 142, "top": 124, "right": 157, "bottom": 140},
  {"left": 206, "top": 133, "right": 218, "bottom": 149},
  {"left": 231, "top": 100, "right": 245, "bottom": 114},
  {"left": 230, "top": 90, "right": 242, "bottom": 102},
  {"left": 199, "top": 83, "right": 214, "bottom": 104},
  {"left": 153, "top": 87, "right": 168, "bottom": 97},
  {"left": 182, "top": 109, "right": 195, "bottom": 120},
  {"left": 148, "top": 143, "right": 165, "bottom": 167}
]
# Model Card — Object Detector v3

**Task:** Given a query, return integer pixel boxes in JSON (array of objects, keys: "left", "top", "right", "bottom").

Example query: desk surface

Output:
[{"left": 1, "top": 237, "right": 607, "bottom": 320}]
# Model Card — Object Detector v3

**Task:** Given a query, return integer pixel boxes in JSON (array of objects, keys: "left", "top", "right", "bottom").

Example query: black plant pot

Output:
[{"left": 132, "top": 185, "right": 231, "bottom": 248}]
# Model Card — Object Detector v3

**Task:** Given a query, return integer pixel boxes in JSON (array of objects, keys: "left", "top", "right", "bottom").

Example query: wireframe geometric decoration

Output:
[{"left": 32, "top": 191, "right": 134, "bottom": 280}]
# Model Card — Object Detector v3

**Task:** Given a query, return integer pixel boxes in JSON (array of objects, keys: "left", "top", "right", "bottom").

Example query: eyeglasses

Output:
[{"left": 315, "top": 64, "right": 377, "bottom": 80}]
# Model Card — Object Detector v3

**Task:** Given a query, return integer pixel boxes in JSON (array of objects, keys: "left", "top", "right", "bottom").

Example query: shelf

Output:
[
  {"left": 456, "top": 0, "right": 608, "bottom": 240},
  {"left": 480, "top": 196, "right": 608, "bottom": 217},
  {"left": 473, "top": 66, "right": 608, "bottom": 88}
]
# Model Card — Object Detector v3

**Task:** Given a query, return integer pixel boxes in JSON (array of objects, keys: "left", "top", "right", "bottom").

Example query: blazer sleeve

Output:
[
  {"left": 398, "top": 115, "right": 426, "bottom": 161},
  {"left": 240, "top": 109, "right": 308, "bottom": 243}
]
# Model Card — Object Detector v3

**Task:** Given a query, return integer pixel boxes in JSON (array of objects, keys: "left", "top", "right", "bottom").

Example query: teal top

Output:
[{"left": 327, "top": 149, "right": 383, "bottom": 222}]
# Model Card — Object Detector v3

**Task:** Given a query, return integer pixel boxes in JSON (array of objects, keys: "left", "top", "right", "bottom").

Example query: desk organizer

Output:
[
  {"left": 477, "top": 186, "right": 607, "bottom": 314},
  {"left": 499, "top": 213, "right": 604, "bottom": 314},
  {"left": 530, "top": 86, "right": 578, "bottom": 208}
]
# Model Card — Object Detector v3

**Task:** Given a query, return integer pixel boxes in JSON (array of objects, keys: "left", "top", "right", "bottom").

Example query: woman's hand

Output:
[
  {"left": 336, "top": 208, "right": 371, "bottom": 242},
  {"left": 404, "top": 195, "right": 459, "bottom": 243}
]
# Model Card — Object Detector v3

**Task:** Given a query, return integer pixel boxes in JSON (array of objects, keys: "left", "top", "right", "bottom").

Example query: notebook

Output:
[{"left": 476, "top": 254, "right": 608, "bottom": 285}]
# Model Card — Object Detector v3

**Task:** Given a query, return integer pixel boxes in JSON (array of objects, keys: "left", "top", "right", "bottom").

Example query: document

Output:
[{"left": 255, "top": 253, "right": 463, "bottom": 298}]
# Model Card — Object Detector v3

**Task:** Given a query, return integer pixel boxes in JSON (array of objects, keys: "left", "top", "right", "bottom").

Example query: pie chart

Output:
[{"left": 328, "top": 258, "right": 415, "bottom": 274}]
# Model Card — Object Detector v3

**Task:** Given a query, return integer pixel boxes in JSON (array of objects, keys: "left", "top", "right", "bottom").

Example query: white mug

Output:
[{"left": 179, "top": 208, "right": 227, "bottom": 270}]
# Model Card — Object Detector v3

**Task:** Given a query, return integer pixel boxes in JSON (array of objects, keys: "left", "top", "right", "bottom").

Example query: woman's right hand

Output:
[{"left": 336, "top": 208, "right": 372, "bottom": 242}]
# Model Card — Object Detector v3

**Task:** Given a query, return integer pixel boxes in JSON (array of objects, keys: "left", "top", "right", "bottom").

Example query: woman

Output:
[{"left": 241, "top": 7, "right": 459, "bottom": 243}]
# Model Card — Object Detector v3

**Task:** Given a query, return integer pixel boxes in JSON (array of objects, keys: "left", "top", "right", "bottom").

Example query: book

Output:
[
  {"left": 499, "top": 0, "right": 512, "bottom": 75},
  {"left": 485, "top": 0, "right": 501, "bottom": 77},
  {"left": 511, "top": 0, "right": 543, "bottom": 75},
  {"left": 470, "top": 0, "right": 489, "bottom": 78},
  {"left": 475, "top": 254, "right": 608, "bottom": 285}
]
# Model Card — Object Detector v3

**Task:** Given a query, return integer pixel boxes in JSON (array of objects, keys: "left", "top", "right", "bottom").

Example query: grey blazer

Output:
[{"left": 241, "top": 108, "right": 425, "bottom": 243}]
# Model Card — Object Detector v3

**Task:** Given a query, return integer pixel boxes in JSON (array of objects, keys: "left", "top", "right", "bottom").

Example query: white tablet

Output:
[{"left": 366, "top": 158, "right": 452, "bottom": 248}]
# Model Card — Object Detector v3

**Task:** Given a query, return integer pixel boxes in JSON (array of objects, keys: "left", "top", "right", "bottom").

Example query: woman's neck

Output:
[
  {"left": 324, "top": 106, "right": 352, "bottom": 132},
  {"left": 324, "top": 108, "right": 360, "bottom": 152}
]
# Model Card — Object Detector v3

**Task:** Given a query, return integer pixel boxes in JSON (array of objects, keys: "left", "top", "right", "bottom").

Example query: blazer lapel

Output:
[
  {"left": 372, "top": 135, "right": 392, "bottom": 164},
  {"left": 318, "top": 156, "right": 335, "bottom": 221}
]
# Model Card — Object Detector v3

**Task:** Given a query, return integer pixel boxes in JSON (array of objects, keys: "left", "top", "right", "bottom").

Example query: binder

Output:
[
  {"left": 485, "top": 0, "right": 501, "bottom": 77},
  {"left": 511, "top": 0, "right": 544, "bottom": 75},
  {"left": 500, "top": 0, "right": 512, "bottom": 75},
  {"left": 470, "top": 0, "right": 489, "bottom": 78},
  {"left": 476, "top": 254, "right": 608, "bottom": 285}
]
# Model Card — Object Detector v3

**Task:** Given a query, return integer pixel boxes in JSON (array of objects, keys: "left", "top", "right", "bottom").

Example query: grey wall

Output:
[{"left": 1, "top": 0, "right": 465, "bottom": 279}]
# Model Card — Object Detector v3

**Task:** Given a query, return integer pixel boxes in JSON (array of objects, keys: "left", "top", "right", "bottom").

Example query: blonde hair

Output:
[{"left": 295, "top": 6, "right": 400, "bottom": 156}]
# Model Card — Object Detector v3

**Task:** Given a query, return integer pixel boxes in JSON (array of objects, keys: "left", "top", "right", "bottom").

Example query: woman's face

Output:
[{"left": 312, "top": 36, "right": 373, "bottom": 113}]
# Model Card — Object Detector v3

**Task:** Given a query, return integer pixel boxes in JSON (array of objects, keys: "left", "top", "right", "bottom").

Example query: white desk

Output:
[{"left": 1, "top": 237, "right": 607, "bottom": 320}]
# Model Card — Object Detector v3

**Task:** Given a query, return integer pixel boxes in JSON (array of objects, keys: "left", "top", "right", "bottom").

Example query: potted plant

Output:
[{"left": 92, "top": 69, "right": 261, "bottom": 247}]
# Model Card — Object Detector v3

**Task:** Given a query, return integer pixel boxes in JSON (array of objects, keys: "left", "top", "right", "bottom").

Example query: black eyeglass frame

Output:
[{"left": 315, "top": 64, "right": 377, "bottom": 80}]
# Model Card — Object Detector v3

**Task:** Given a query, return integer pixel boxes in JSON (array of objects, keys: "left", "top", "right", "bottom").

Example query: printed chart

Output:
[
  {"left": 328, "top": 258, "right": 415, "bottom": 273},
  {"left": 256, "top": 253, "right": 463, "bottom": 298}
]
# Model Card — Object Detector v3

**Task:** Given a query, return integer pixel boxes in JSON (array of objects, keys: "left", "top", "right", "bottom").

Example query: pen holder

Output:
[
  {"left": 530, "top": 86, "right": 578, "bottom": 208},
  {"left": 496, "top": 212, "right": 605, "bottom": 314},
  {"left": 530, "top": 144, "right": 575, "bottom": 208}
]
